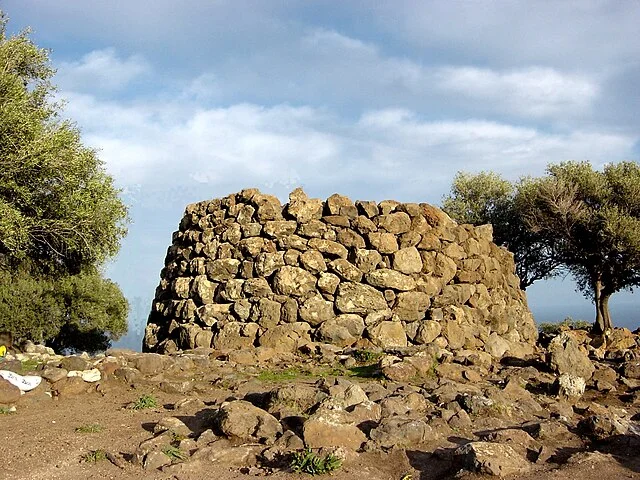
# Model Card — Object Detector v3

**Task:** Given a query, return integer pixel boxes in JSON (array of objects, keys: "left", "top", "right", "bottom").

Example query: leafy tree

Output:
[
  {"left": 47, "top": 272, "right": 128, "bottom": 353},
  {"left": 0, "top": 12, "right": 129, "bottom": 350},
  {"left": 522, "top": 161, "right": 640, "bottom": 334},
  {"left": 0, "top": 13, "right": 127, "bottom": 274},
  {"left": 0, "top": 269, "right": 63, "bottom": 343},
  {"left": 0, "top": 269, "right": 127, "bottom": 353},
  {"left": 442, "top": 171, "right": 561, "bottom": 289}
]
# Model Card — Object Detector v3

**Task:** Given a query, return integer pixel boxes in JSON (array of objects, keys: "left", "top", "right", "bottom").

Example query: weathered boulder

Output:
[
  {"left": 369, "top": 417, "right": 434, "bottom": 448},
  {"left": 367, "top": 321, "right": 407, "bottom": 348},
  {"left": 548, "top": 332, "right": 595, "bottom": 380},
  {"left": 0, "top": 378, "right": 21, "bottom": 404},
  {"left": 215, "top": 400, "right": 282, "bottom": 445},
  {"left": 273, "top": 266, "right": 317, "bottom": 297},
  {"left": 365, "top": 269, "right": 416, "bottom": 291},
  {"left": 317, "top": 314, "right": 365, "bottom": 347},
  {"left": 302, "top": 409, "right": 366, "bottom": 450},
  {"left": 456, "top": 441, "right": 531, "bottom": 477}
]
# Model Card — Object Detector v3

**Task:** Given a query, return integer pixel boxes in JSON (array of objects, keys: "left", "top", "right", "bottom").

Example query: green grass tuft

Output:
[
  {"left": 352, "top": 349, "right": 383, "bottom": 364},
  {"left": 257, "top": 367, "right": 310, "bottom": 382},
  {"left": 75, "top": 423, "right": 104, "bottom": 433},
  {"left": 0, "top": 406, "right": 16, "bottom": 415},
  {"left": 82, "top": 449, "right": 107, "bottom": 463},
  {"left": 291, "top": 449, "right": 342, "bottom": 475},
  {"left": 162, "top": 445, "right": 187, "bottom": 461},
  {"left": 20, "top": 358, "right": 40, "bottom": 372},
  {"left": 131, "top": 393, "right": 158, "bottom": 410}
]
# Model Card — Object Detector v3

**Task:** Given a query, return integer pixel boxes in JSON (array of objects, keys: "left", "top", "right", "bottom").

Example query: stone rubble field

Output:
[{"left": 1, "top": 327, "right": 640, "bottom": 480}]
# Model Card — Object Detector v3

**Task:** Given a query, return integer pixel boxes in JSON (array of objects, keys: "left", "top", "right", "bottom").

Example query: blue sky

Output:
[{"left": 3, "top": 1, "right": 639, "bottom": 348}]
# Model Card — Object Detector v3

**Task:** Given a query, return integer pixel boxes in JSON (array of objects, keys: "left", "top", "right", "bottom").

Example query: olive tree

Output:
[
  {"left": 522, "top": 161, "right": 640, "bottom": 333},
  {"left": 0, "top": 13, "right": 129, "bottom": 350}
]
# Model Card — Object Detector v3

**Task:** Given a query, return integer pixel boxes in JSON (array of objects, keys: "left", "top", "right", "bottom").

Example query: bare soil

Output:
[{"left": 1, "top": 362, "right": 639, "bottom": 480}]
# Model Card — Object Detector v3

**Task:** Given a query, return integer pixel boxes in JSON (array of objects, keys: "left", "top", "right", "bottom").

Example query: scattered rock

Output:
[
  {"left": 557, "top": 373, "right": 586, "bottom": 399},
  {"left": 548, "top": 332, "right": 595, "bottom": 380},
  {"left": 216, "top": 400, "right": 282, "bottom": 445},
  {"left": 369, "top": 417, "right": 434, "bottom": 448},
  {"left": 456, "top": 441, "right": 531, "bottom": 476},
  {"left": 0, "top": 378, "right": 21, "bottom": 404},
  {"left": 303, "top": 408, "right": 367, "bottom": 450}
]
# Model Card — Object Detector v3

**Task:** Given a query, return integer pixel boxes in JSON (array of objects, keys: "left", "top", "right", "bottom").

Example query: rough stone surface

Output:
[
  {"left": 216, "top": 400, "right": 282, "bottom": 445},
  {"left": 145, "top": 188, "right": 537, "bottom": 357},
  {"left": 302, "top": 409, "right": 367, "bottom": 450},
  {"left": 0, "top": 378, "right": 21, "bottom": 404},
  {"left": 548, "top": 332, "right": 595, "bottom": 380},
  {"left": 456, "top": 441, "right": 531, "bottom": 477}
]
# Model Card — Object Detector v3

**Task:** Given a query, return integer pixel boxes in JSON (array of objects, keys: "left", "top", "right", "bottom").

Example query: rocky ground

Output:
[{"left": 1, "top": 327, "right": 640, "bottom": 480}]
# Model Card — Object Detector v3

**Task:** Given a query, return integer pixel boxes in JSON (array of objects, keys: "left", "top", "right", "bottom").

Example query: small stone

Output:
[
  {"left": 456, "top": 441, "right": 530, "bottom": 477},
  {"left": 144, "top": 450, "right": 172, "bottom": 470},
  {"left": 557, "top": 373, "right": 586, "bottom": 399},
  {"left": 0, "top": 378, "right": 21, "bottom": 404}
]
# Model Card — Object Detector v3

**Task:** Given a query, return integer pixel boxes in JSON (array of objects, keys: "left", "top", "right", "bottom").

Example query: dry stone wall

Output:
[{"left": 144, "top": 188, "right": 538, "bottom": 356}]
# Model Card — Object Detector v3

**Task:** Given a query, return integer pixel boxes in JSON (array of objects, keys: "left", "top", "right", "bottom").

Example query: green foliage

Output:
[
  {"left": 539, "top": 317, "right": 592, "bottom": 335},
  {"left": 352, "top": 349, "right": 383, "bottom": 364},
  {"left": 0, "top": 406, "right": 16, "bottom": 414},
  {"left": 162, "top": 445, "right": 187, "bottom": 461},
  {"left": 131, "top": 394, "right": 158, "bottom": 410},
  {"left": 0, "top": 13, "right": 129, "bottom": 351},
  {"left": 47, "top": 272, "right": 128, "bottom": 353},
  {"left": 523, "top": 161, "right": 640, "bottom": 332},
  {"left": 169, "top": 431, "right": 187, "bottom": 445},
  {"left": 82, "top": 449, "right": 107, "bottom": 463},
  {"left": 290, "top": 449, "right": 343, "bottom": 475},
  {"left": 256, "top": 368, "right": 306, "bottom": 382},
  {"left": 75, "top": 423, "right": 104, "bottom": 434},
  {"left": 442, "top": 171, "right": 513, "bottom": 226},
  {"left": 0, "top": 268, "right": 127, "bottom": 352},
  {"left": 442, "top": 171, "right": 561, "bottom": 289},
  {"left": 0, "top": 270, "right": 63, "bottom": 342},
  {"left": 0, "top": 14, "right": 128, "bottom": 275},
  {"left": 20, "top": 358, "right": 41, "bottom": 372}
]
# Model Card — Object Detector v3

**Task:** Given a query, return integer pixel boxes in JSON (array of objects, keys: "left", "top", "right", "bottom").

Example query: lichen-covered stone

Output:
[
  {"left": 335, "top": 282, "right": 388, "bottom": 314},
  {"left": 365, "top": 269, "right": 416, "bottom": 291},
  {"left": 273, "top": 266, "right": 317, "bottom": 297}
]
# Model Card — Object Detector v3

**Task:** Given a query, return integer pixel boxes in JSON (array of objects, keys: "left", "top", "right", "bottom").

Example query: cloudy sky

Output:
[{"left": 4, "top": 1, "right": 639, "bottom": 348}]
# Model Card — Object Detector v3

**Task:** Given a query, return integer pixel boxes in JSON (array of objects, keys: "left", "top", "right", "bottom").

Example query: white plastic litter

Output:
[{"left": 0, "top": 370, "right": 42, "bottom": 391}]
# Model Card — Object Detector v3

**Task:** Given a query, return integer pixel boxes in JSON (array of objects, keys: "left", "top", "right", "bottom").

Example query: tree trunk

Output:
[{"left": 593, "top": 278, "right": 613, "bottom": 334}]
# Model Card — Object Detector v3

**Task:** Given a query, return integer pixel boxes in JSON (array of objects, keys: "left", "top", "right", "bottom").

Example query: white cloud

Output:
[
  {"left": 60, "top": 82, "right": 636, "bottom": 206},
  {"left": 302, "top": 29, "right": 378, "bottom": 56},
  {"left": 56, "top": 48, "right": 150, "bottom": 92},
  {"left": 436, "top": 67, "right": 598, "bottom": 118}
]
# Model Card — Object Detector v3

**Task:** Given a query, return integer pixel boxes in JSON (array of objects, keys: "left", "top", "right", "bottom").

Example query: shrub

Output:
[{"left": 290, "top": 449, "right": 342, "bottom": 475}]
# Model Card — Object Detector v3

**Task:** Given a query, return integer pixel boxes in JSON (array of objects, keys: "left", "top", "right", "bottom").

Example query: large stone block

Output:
[{"left": 335, "top": 282, "right": 388, "bottom": 314}]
